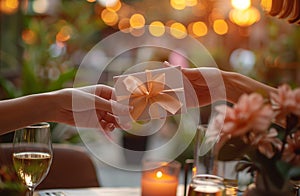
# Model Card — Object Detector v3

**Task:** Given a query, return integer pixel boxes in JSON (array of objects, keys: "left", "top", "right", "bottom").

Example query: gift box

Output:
[{"left": 113, "top": 66, "right": 187, "bottom": 122}]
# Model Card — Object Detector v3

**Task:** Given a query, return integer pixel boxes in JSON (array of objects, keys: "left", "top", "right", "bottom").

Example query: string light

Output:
[
  {"left": 231, "top": 0, "right": 251, "bottom": 10},
  {"left": 101, "top": 8, "right": 119, "bottom": 26},
  {"left": 1, "top": 0, "right": 263, "bottom": 40},
  {"left": 149, "top": 21, "right": 165, "bottom": 37},
  {"left": 213, "top": 19, "right": 228, "bottom": 35},
  {"left": 106, "top": 0, "right": 122, "bottom": 12},
  {"left": 189, "top": 21, "right": 208, "bottom": 37},
  {"left": 118, "top": 18, "right": 131, "bottom": 33},
  {"left": 229, "top": 7, "right": 260, "bottom": 27},
  {"left": 170, "top": 22, "right": 187, "bottom": 39},
  {"left": 129, "top": 14, "right": 145, "bottom": 29},
  {"left": 170, "top": 0, "right": 186, "bottom": 10}
]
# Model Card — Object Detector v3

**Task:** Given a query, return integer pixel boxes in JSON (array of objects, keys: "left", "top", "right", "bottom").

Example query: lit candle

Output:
[{"left": 141, "top": 161, "right": 181, "bottom": 196}]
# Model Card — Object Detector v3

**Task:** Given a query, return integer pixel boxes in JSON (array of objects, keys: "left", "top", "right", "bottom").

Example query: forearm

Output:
[
  {"left": 223, "top": 71, "right": 278, "bottom": 103},
  {"left": 0, "top": 93, "right": 58, "bottom": 135}
]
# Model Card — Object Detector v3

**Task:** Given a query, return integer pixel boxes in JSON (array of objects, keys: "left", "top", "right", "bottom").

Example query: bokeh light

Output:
[
  {"left": 231, "top": 0, "right": 251, "bottom": 10},
  {"left": 149, "top": 21, "right": 165, "bottom": 37},
  {"left": 0, "top": 0, "right": 19, "bottom": 14},
  {"left": 230, "top": 48, "right": 256, "bottom": 75},
  {"left": 170, "top": 22, "right": 187, "bottom": 39},
  {"left": 130, "top": 14, "right": 145, "bottom": 29},
  {"left": 188, "top": 21, "right": 207, "bottom": 37},
  {"left": 33, "top": 0, "right": 49, "bottom": 14},
  {"left": 229, "top": 7, "right": 260, "bottom": 26},
  {"left": 213, "top": 19, "right": 228, "bottom": 35},
  {"left": 56, "top": 25, "right": 73, "bottom": 42},
  {"left": 106, "top": 0, "right": 121, "bottom": 12},
  {"left": 170, "top": 0, "right": 186, "bottom": 10},
  {"left": 22, "top": 29, "right": 37, "bottom": 45},
  {"left": 101, "top": 8, "right": 119, "bottom": 26},
  {"left": 118, "top": 18, "right": 131, "bottom": 33},
  {"left": 97, "top": 0, "right": 118, "bottom": 7}
]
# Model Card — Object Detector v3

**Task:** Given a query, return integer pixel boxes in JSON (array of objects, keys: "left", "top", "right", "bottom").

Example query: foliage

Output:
[
  {"left": 0, "top": 0, "right": 106, "bottom": 99},
  {"left": 0, "top": 0, "right": 107, "bottom": 143},
  {"left": 0, "top": 165, "right": 26, "bottom": 194}
]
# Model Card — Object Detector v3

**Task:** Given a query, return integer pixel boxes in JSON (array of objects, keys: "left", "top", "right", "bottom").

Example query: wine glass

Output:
[{"left": 13, "top": 122, "right": 53, "bottom": 196}]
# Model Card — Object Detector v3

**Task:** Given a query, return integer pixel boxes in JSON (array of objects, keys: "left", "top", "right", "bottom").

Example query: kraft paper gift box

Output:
[{"left": 113, "top": 66, "right": 187, "bottom": 122}]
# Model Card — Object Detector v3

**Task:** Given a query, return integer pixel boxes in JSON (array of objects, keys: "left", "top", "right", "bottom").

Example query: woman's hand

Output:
[
  {"left": 164, "top": 61, "right": 277, "bottom": 107},
  {"left": 53, "top": 85, "right": 132, "bottom": 131},
  {"left": 0, "top": 85, "right": 131, "bottom": 135}
]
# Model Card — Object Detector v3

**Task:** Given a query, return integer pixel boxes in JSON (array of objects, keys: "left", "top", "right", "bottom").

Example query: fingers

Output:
[
  {"left": 164, "top": 61, "right": 201, "bottom": 81},
  {"left": 95, "top": 99, "right": 133, "bottom": 130},
  {"left": 69, "top": 109, "right": 129, "bottom": 131},
  {"left": 95, "top": 111, "right": 132, "bottom": 131},
  {"left": 99, "top": 120, "right": 115, "bottom": 132},
  {"left": 95, "top": 85, "right": 114, "bottom": 100},
  {"left": 94, "top": 96, "right": 132, "bottom": 117},
  {"left": 76, "top": 87, "right": 132, "bottom": 130},
  {"left": 77, "top": 85, "right": 114, "bottom": 101},
  {"left": 163, "top": 61, "right": 171, "bottom": 67}
]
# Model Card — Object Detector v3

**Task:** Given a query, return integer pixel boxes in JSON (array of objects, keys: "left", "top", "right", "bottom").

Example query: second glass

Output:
[
  {"left": 188, "top": 124, "right": 227, "bottom": 196},
  {"left": 188, "top": 174, "right": 225, "bottom": 196}
]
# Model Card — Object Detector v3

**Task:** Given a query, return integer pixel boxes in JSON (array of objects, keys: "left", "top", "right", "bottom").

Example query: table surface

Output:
[{"left": 35, "top": 185, "right": 185, "bottom": 196}]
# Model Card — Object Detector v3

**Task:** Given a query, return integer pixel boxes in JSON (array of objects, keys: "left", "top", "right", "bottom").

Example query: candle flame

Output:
[
  {"left": 156, "top": 171, "right": 163, "bottom": 178},
  {"left": 192, "top": 166, "right": 197, "bottom": 175}
]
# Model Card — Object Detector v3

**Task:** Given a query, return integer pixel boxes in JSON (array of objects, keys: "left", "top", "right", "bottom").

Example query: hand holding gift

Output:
[{"left": 113, "top": 65, "right": 187, "bottom": 123}]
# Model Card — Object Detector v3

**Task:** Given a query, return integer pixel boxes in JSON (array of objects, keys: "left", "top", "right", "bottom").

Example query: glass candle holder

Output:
[
  {"left": 188, "top": 174, "right": 225, "bottom": 196},
  {"left": 141, "top": 160, "right": 181, "bottom": 196}
]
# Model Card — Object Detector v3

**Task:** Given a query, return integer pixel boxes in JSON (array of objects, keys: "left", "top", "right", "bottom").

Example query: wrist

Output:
[{"left": 31, "top": 91, "right": 60, "bottom": 123}]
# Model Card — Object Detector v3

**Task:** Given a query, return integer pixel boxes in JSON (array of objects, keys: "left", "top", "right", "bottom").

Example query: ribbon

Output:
[{"left": 118, "top": 70, "right": 183, "bottom": 120}]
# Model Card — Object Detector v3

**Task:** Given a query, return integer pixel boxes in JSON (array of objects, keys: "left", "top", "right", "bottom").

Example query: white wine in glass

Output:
[{"left": 13, "top": 122, "right": 53, "bottom": 196}]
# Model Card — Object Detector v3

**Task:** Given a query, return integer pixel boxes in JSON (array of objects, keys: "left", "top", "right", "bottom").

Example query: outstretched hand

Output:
[
  {"left": 0, "top": 85, "right": 132, "bottom": 135},
  {"left": 164, "top": 61, "right": 277, "bottom": 107},
  {"left": 54, "top": 85, "right": 132, "bottom": 131}
]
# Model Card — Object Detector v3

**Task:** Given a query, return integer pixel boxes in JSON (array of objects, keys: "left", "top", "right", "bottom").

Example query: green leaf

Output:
[
  {"left": 288, "top": 167, "right": 300, "bottom": 180},
  {"left": 22, "top": 62, "right": 40, "bottom": 94},
  {"left": 276, "top": 160, "right": 292, "bottom": 179},
  {"left": 254, "top": 154, "right": 285, "bottom": 189},
  {"left": 0, "top": 77, "right": 20, "bottom": 98},
  {"left": 48, "top": 68, "right": 76, "bottom": 91}
]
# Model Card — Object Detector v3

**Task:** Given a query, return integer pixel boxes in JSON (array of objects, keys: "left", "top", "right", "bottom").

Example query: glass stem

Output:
[{"left": 28, "top": 188, "right": 34, "bottom": 196}]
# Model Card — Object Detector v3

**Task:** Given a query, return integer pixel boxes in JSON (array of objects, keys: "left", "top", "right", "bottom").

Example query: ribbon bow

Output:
[{"left": 119, "top": 70, "right": 183, "bottom": 120}]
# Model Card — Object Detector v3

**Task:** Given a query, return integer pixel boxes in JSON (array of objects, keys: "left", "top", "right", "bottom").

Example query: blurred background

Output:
[{"left": 1, "top": 0, "right": 300, "bottom": 186}]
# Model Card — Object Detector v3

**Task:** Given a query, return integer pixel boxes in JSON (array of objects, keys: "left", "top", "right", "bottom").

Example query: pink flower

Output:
[
  {"left": 215, "top": 93, "right": 274, "bottom": 138},
  {"left": 270, "top": 84, "right": 300, "bottom": 125},
  {"left": 243, "top": 128, "right": 282, "bottom": 158},
  {"left": 282, "top": 131, "right": 300, "bottom": 166}
]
